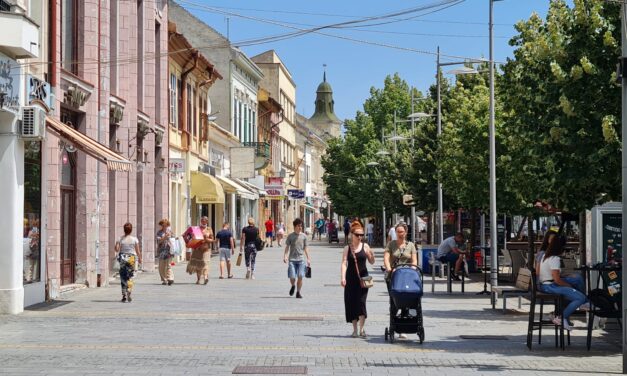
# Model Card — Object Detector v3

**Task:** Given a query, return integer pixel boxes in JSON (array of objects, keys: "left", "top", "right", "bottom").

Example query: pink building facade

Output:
[{"left": 43, "top": 0, "right": 169, "bottom": 295}]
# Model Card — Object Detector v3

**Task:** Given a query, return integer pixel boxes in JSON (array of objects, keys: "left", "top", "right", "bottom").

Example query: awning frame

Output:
[
  {"left": 46, "top": 116, "right": 133, "bottom": 172},
  {"left": 216, "top": 176, "right": 258, "bottom": 200}
]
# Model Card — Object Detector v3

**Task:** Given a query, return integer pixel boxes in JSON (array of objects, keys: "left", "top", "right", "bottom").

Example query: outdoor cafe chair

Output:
[{"left": 527, "top": 269, "right": 569, "bottom": 350}]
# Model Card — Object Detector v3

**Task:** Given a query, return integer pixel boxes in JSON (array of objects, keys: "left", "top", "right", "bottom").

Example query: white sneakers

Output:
[{"left": 398, "top": 333, "right": 408, "bottom": 339}]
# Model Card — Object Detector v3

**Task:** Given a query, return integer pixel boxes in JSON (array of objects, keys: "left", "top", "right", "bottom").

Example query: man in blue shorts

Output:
[
  {"left": 283, "top": 218, "right": 311, "bottom": 299},
  {"left": 436, "top": 232, "right": 467, "bottom": 280}
]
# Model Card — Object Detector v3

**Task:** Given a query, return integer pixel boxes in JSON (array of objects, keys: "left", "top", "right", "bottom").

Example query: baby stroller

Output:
[
  {"left": 384, "top": 265, "right": 425, "bottom": 343},
  {"left": 328, "top": 222, "right": 339, "bottom": 243}
]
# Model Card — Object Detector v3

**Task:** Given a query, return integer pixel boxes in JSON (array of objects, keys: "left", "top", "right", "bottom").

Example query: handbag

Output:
[
  {"left": 305, "top": 266, "right": 312, "bottom": 278},
  {"left": 254, "top": 235, "right": 265, "bottom": 251},
  {"left": 236, "top": 252, "right": 243, "bottom": 266},
  {"left": 350, "top": 245, "right": 373, "bottom": 289}
]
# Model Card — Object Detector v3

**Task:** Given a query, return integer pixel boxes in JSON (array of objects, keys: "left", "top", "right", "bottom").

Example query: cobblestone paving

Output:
[{"left": 0, "top": 241, "right": 621, "bottom": 375}]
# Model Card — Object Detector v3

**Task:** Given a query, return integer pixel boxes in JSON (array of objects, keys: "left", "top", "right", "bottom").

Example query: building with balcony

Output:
[
  {"left": 169, "top": 1, "right": 264, "bottom": 235},
  {"left": 167, "top": 21, "right": 223, "bottom": 239},
  {"left": 251, "top": 50, "right": 298, "bottom": 232}
]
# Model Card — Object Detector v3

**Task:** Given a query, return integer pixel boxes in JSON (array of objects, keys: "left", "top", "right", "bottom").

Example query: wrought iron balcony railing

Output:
[{"left": 243, "top": 141, "right": 270, "bottom": 159}]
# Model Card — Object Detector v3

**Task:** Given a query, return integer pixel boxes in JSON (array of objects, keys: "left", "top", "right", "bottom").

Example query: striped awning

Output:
[{"left": 46, "top": 116, "right": 133, "bottom": 172}]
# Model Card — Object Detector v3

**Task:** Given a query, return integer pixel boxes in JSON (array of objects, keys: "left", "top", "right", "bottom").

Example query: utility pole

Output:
[
  {"left": 488, "top": 0, "right": 499, "bottom": 292},
  {"left": 436, "top": 46, "right": 444, "bottom": 244},
  {"left": 620, "top": 2, "right": 627, "bottom": 372}
]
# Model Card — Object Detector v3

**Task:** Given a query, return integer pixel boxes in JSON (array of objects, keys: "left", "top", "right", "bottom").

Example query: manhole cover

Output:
[
  {"left": 233, "top": 366, "right": 307, "bottom": 374},
  {"left": 459, "top": 335, "right": 508, "bottom": 340},
  {"left": 279, "top": 316, "right": 323, "bottom": 321}
]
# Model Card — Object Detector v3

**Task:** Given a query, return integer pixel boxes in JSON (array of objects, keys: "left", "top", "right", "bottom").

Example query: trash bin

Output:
[{"left": 421, "top": 248, "right": 438, "bottom": 275}]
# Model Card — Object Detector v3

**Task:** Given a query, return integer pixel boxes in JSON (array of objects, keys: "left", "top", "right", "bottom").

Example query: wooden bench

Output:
[{"left": 491, "top": 267, "right": 531, "bottom": 313}]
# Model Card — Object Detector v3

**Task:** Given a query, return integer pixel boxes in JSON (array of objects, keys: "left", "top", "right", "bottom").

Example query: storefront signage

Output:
[
  {"left": 265, "top": 176, "right": 284, "bottom": 198},
  {"left": 287, "top": 189, "right": 305, "bottom": 199},
  {"left": 0, "top": 52, "right": 21, "bottom": 112},
  {"left": 27, "top": 75, "right": 52, "bottom": 109},
  {"left": 169, "top": 158, "right": 185, "bottom": 173}
]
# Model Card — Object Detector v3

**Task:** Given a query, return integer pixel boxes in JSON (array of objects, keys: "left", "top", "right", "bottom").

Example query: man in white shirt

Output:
[
  {"left": 387, "top": 225, "right": 397, "bottom": 244},
  {"left": 366, "top": 221, "right": 374, "bottom": 244}
]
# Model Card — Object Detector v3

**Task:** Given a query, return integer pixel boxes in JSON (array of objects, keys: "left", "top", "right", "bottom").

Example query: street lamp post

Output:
[
  {"left": 435, "top": 48, "right": 484, "bottom": 246},
  {"left": 488, "top": 0, "right": 499, "bottom": 292}
]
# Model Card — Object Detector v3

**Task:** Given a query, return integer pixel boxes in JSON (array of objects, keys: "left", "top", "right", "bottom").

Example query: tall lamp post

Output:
[{"left": 436, "top": 47, "right": 484, "bottom": 245}]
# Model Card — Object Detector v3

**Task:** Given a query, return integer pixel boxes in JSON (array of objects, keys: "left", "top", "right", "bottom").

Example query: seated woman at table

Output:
[
  {"left": 534, "top": 230, "right": 585, "bottom": 294},
  {"left": 537, "top": 234, "right": 589, "bottom": 331}
]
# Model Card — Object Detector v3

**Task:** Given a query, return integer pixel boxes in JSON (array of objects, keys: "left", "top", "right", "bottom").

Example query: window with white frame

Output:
[{"left": 169, "top": 73, "right": 177, "bottom": 125}]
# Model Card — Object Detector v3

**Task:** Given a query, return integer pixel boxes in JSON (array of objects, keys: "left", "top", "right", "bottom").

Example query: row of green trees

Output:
[{"left": 322, "top": 0, "right": 622, "bottom": 220}]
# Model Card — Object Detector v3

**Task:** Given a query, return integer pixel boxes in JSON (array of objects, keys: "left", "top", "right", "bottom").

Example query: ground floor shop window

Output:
[{"left": 24, "top": 141, "right": 42, "bottom": 284}]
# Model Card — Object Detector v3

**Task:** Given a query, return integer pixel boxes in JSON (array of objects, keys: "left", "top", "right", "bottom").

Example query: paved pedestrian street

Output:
[{"left": 0, "top": 241, "right": 621, "bottom": 375}]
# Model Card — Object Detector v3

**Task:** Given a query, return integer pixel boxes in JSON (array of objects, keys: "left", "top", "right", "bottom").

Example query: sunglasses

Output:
[{"left": 353, "top": 233, "right": 365, "bottom": 237}]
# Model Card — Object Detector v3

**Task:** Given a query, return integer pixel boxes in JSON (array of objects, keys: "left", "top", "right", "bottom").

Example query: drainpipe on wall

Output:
[{"left": 95, "top": 0, "right": 102, "bottom": 287}]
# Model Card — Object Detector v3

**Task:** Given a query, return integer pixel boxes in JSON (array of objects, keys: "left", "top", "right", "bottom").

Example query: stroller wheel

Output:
[
  {"left": 384, "top": 327, "right": 389, "bottom": 341},
  {"left": 418, "top": 327, "right": 425, "bottom": 344},
  {"left": 389, "top": 328, "right": 395, "bottom": 343}
]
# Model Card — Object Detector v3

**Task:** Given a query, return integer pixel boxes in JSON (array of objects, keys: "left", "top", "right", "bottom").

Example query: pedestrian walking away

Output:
[
  {"left": 341, "top": 220, "right": 375, "bottom": 338},
  {"left": 156, "top": 218, "right": 174, "bottom": 285},
  {"left": 216, "top": 222, "right": 235, "bottom": 279},
  {"left": 186, "top": 216, "right": 214, "bottom": 285},
  {"left": 276, "top": 222, "right": 285, "bottom": 247},
  {"left": 436, "top": 232, "right": 467, "bottom": 280},
  {"left": 387, "top": 224, "right": 398, "bottom": 244},
  {"left": 343, "top": 218, "right": 351, "bottom": 245},
  {"left": 115, "top": 222, "right": 142, "bottom": 302},
  {"left": 241, "top": 217, "right": 260, "bottom": 279},
  {"left": 283, "top": 218, "right": 311, "bottom": 299},
  {"left": 383, "top": 223, "right": 418, "bottom": 339},
  {"left": 264, "top": 216, "right": 274, "bottom": 247},
  {"left": 366, "top": 220, "right": 374, "bottom": 245}
]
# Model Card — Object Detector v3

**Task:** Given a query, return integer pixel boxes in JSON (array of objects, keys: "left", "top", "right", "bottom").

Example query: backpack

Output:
[{"left": 589, "top": 288, "right": 617, "bottom": 312}]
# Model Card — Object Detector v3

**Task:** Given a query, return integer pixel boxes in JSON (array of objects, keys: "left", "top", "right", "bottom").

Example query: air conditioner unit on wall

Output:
[{"left": 21, "top": 106, "right": 46, "bottom": 140}]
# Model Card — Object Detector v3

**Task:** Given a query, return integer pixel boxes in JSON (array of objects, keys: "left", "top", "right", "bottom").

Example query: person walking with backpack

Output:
[
  {"left": 283, "top": 218, "right": 311, "bottom": 299},
  {"left": 240, "top": 217, "right": 260, "bottom": 279}
]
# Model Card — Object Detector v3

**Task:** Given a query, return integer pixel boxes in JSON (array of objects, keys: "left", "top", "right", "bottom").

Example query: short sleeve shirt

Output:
[
  {"left": 366, "top": 223, "right": 374, "bottom": 235},
  {"left": 388, "top": 227, "right": 397, "bottom": 241},
  {"left": 385, "top": 240, "right": 416, "bottom": 267},
  {"left": 539, "top": 256, "right": 561, "bottom": 283},
  {"left": 118, "top": 236, "right": 139, "bottom": 255},
  {"left": 156, "top": 230, "right": 171, "bottom": 259},
  {"left": 216, "top": 229, "right": 233, "bottom": 249},
  {"left": 242, "top": 226, "right": 258, "bottom": 245},
  {"left": 286, "top": 232, "right": 308, "bottom": 261},
  {"left": 265, "top": 220, "right": 274, "bottom": 233},
  {"left": 436, "top": 236, "right": 459, "bottom": 258}
]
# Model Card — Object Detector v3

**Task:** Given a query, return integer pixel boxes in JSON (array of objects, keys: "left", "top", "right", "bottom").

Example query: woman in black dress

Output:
[{"left": 341, "top": 220, "right": 375, "bottom": 337}]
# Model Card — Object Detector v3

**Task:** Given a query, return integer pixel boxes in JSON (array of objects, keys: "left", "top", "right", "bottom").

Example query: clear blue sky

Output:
[{"left": 178, "top": 0, "right": 551, "bottom": 122}]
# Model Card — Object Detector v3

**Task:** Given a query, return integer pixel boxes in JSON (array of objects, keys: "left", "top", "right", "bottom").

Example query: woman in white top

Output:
[
  {"left": 115, "top": 222, "right": 142, "bottom": 303},
  {"left": 537, "top": 234, "right": 588, "bottom": 331}
]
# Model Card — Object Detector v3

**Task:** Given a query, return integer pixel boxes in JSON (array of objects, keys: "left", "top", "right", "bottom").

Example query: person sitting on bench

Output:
[{"left": 436, "top": 232, "right": 467, "bottom": 281}]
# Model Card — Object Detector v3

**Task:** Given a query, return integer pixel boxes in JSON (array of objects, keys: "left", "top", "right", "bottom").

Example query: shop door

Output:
[
  {"left": 59, "top": 147, "right": 76, "bottom": 286},
  {"left": 60, "top": 188, "right": 75, "bottom": 285}
]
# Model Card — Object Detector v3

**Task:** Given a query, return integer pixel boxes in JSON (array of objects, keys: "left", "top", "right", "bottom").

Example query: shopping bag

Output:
[
  {"left": 305, "top": 266, "right": 312, "bottom": 279},
  {"left": 236, "top": 252, "right": 243, "bottom": 266},
  {"left": 169, "top": 237, "right": 182, "bottom": 256},
  {"left": 182, "top": 226, "right": 204, "bottom": 249}
]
